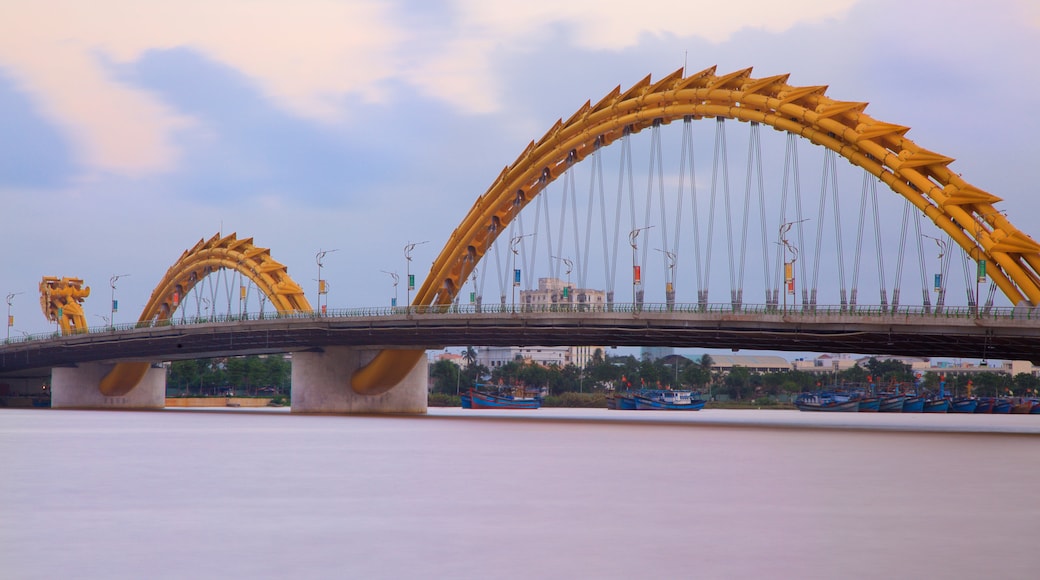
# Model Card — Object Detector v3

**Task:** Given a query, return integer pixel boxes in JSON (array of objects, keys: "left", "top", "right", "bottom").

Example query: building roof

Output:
[{"left": 706, "top": 355, "right": 792, "bottom": 368}]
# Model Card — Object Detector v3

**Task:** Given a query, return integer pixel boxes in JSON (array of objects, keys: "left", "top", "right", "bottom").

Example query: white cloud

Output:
[
  {"left": 454, "top": 0, "right": 859, "bottom": 48},
  {"left": 0, "top": 0, "right": 404, "bottom": 176}
]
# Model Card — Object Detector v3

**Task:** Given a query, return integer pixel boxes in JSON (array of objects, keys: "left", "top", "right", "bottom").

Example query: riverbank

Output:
[{"left": 165, "top": 396, "right": 278, "bottom": 408}]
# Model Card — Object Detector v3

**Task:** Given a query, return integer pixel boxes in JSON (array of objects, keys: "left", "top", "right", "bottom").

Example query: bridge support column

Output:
[
  {"left": 51, "top": 363, "right": 166, "bottom": 409},
  {"left": 291, "top": 347, "right": 427, "bottom": 414}
]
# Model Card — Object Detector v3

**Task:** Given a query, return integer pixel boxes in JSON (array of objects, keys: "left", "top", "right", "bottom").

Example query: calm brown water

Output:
[{"left": 1, "top": 408, "right": 1037, "bottom": 579}]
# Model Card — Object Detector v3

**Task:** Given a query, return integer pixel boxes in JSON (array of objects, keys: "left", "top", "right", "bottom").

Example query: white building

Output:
[
  {"left": 473, "top": 278, "right": 605, "bottom": 369},
  {"left": 521, "top": 277, "right": 606, "bottom": 309},
  {"left": 476, "top": 345, "right": 603, "bottom": 369}
]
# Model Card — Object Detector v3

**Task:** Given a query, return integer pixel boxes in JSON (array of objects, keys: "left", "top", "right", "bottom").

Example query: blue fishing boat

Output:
[
  {"left": 879, "top": 395, "right": 906, "bottom": 412},
  {"left": 922, "top": 398, "right": 951, "bottom": 413},
  {"left": 949, "top": 398, "right": 979, "bottom": 413},
  {"left": 902, "top": 396, "right": 925, "bottom": 413},
  {"left": 795, "top": 392, "right": 860, "bottom": 412},
  {"left": 607, "top": 391, "right": 640, "bottom": 410},
  {"left": 617, "top": 393, "right": 638, "bottom": 410},
  {"left": 461, "top": 389, "right": 540, "bottom": 410},
  {"left": 858, "top": 397, "right": 881, "bottom": 412},
  {"left": 974, "top": 398, "right": 995, "bottom": 413},
  {"left": 1031, "top": 400, "right": 1040, "bottom": 415},
  {"left": 992, "top": 399, "right": 1013, "bottom": 414},
  {"left": 632, "top": 390, "right": 705, "bottom": 411}
]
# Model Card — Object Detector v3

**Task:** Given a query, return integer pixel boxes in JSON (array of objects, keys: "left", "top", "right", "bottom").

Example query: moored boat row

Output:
[
  {"left": 795, "top": 391, "right": 1040, "bottom": 414},
  {"left": 607, "top": 389, "right": 706, "bottom": 411}
]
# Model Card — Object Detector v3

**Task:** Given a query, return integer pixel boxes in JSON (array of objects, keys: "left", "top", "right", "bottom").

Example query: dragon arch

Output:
[
  {"left": 352, "top": 65, "right": 1040, "bottom": 394},
  {"left": 99, "top": 232, "right": 311, "bottom": 396},
  {"left": 39, "top": 276, "right": 91, "bottom": 335}
]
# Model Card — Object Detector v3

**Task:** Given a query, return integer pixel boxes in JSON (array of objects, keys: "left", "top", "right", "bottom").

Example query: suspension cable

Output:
[{"left": 851, "top": 171, "right": 870, "bottom": 308}]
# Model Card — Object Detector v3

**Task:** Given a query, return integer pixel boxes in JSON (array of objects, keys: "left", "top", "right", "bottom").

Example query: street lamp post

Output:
[
  {"left": 6, "top": 292, "right": 22, "bottom": 342},
  {"left": 552, "top": 256, "right": 573, "bottom": 308},
  {"left": 381, "top": 270, "right": 399, "bottom": 309},
  {"left": 778, "top": 220, "right": 807, "bottom": 315},
  {"left": 629, "top": 227, "right": 652, "bottom": 311},
  {"left": 510, "top": 234, "right": 533, "bottom": 312},
  {"left": 922, "top": 234, "right": 947, "bottom": 314},
  {"left": 404, "top": 241, "right": 428, "bottom": 312},
  {"left": 970, "top": 211, "right": 1006, "bottom": 318},
  {"left": 315, "top": 249, "right": 338, "bottom": 315},
  {"left": 110, "top": 274, "right": 129, "bottom": 329},
  {"left": 655, "top": 249, "right": 676, "bottom": 310}
]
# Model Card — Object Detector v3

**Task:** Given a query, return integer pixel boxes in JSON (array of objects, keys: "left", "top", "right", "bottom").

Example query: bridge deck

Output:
[{"left": 3, "top": 308, "right": 1038, "bottom": 373}]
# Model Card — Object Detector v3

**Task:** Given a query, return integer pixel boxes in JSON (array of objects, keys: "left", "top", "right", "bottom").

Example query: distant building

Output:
[
  {"left": 520, "top": 277, "right": 606, "bottom": 309},
  {"left": 473, "top": 278, "right": 605, "bottom": 369},
  {"left": 476, "top": 345, "right": 604, "bottom": 369},
  {"left": 641, "top": 346, "right": 674, "bottom": 361},
  {"left": 705, "top": 354, "right": 792, "bottom": 374}
]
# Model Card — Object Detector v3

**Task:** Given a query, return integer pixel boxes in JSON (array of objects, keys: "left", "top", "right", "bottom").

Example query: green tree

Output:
[
  {"left": 1013, "top": 372, "right": 1040, "bottom": 396},
  {"left": 724, "top": 366, "right": 752, "bottom": 400},
  {"left": 429, "top": 359, "right": 462, "bottom": 395}
]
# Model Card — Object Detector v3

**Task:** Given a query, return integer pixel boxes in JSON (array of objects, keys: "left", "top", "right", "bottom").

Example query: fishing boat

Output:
[
  {"left": 1010, "top": 400, "right": 1035, "bottom": 414},
  {"left": 902, "top": 396, "right": 925, "bottom": 413},
  {"left": 794, "top": 392, "right": 860, "bottom": 412},
  {"left": 992, "top": 399, "right": 1013, "bottom": 414},
  {"left": 974, "top": 398, "right": 995, "bottom": 413},
  {"left": 609, "top": 391, "right": 640, "bottom": 410},
  {"left": 632, "top": 390, "right": 705, "bottom": 411},
  {"left": 858, "top": 397, "right": 881, "bottom": 412},
  {"left": 922, "top": 398, "right": 951, "bottom": 413},
  {"left": 607, "top": 391, "right": 640, "bottom": 410},
  {"left": 461, "top": 389, "right": 540, "bottom": 410},
  {"left": 949, "top": 398, "right": 979, "bottom": 413},
  {"left": 878, "top": 395, "right": 906, "bottom": 413}
]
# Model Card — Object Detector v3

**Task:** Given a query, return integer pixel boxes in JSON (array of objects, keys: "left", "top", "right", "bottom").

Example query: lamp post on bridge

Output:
[
  {"left": 110, "top": 274, "right": 129, "bottom": 329},
  {"left": 969, "top": 211, "right": 1005, "bottom": 319},
  {"left": 315, "top": 249, "right": 338, "bottom": 316},
  {"left": 552, "top": 256, "right": 573, "bottom": 308},
  {"left": 629, "top": 226, "right": 652, "bottom": 312},
  {"left": 404, "top": 241, "right": 428, "bottom": 312},
  {"left": 923, "top": 234, "right": 947, "bottom": 314},
  {"left": 381, "top": 270, "right": 399, "bottom": 309},
  {"left": 655, "top": 249, "right": 676, "bottom": 311},
  {"left": 510, "top": 234, "right": 533, "bottom": 313},
  {"left": 778, "top": 220, "right": 807, "bottom": 316},
  {"left": 6, "top": 292, "right": 22, "bottom": 342}
]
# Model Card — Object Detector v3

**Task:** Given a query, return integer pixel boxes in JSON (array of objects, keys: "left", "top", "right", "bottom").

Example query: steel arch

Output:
[
  {"left": 352, "top": 65, "right": 1040, "bottom": 394},
  {"left": 100, "top": 232, "right": 311, "bottom": 395}
]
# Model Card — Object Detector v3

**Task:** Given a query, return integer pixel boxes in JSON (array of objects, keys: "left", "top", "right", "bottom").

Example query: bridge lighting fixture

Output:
[
  {"left": 510, "top": 234, "right": 534, "bottom": 312},
  {"left": 403, "top": 241, "right": 428, "bottom": 310},
  {"left": 778, "top": 219, "right": 808, "bottom": 314},
  {"left": 6, "top": 292, "right": 23, "bottom": 341},
  {"left": 315, "top": 249, "right": 338, "bottom": 315},
  {"left": 629, "top": 227, "right": 652, "bottom": 310},
  {"left": 110, "top": 274, "right": 129, "bottom": 329},
  {"left": 381, "top": 270, "right": 399, "bottom": 308}
]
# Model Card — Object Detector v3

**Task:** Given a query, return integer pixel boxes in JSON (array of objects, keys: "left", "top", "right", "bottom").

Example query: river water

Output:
[{"left": 1, "top": 407, "right": 1037, "bottom": 579}]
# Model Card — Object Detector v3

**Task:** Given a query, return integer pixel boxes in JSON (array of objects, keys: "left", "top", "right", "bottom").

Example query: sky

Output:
[{"left": 2, "top": 0, "right": 1039, "bottom": 359}]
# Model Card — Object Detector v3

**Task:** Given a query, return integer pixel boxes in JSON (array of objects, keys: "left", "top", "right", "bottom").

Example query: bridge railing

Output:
[{"left": 2, "top": 302, "right": 1035, "bottom": 346}]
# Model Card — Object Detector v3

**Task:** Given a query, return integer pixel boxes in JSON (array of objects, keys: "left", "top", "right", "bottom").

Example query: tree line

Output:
[
  {"left": 429, "top": 351, "right": 1040, "bottom": 399},
  {"left": 167, "top": 355, "right": 291, "bottom": 396},
  {"left": 166, "top": 352, "right": 1040, "bottom": 400}
]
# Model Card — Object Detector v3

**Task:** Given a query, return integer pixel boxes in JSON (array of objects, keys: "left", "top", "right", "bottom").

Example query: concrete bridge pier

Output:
[
  {"left": 51, "top": 363, "right": 166, "bottom": 409},
  {"left": 291, "top": 346, "right": 428, "bottom": 414}
]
